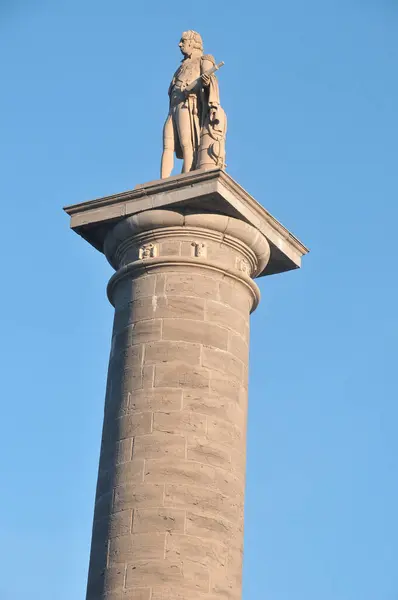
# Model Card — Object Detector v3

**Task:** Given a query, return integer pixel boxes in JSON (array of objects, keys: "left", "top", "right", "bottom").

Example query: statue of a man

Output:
[{"left": 161, "top": 31, "right": 226, "bottom": 179}]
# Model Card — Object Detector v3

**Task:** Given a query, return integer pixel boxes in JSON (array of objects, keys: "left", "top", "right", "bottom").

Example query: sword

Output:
[{"left": 184, "top": 61, "right": 225, "bottom": 93}]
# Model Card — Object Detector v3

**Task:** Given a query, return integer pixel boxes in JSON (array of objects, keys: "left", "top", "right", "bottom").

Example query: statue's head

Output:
[{"left": 179, "top": 30, "right": 203, "bottom": 57}]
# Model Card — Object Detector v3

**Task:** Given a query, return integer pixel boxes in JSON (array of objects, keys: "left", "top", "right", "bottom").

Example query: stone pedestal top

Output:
[{"left": 64, "top": 169, "right": 308, "bottom": 277}]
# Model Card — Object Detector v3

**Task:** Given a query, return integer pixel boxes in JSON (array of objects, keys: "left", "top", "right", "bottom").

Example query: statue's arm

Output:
[
  {"left": 201, "top": 55, "right": 216, "bottom": 84},
  {"left": 201, "top": 55, "right": 220, "bottom": 109}
]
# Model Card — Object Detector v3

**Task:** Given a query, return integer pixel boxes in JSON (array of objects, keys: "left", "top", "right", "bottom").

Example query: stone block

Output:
[
  {"left": 209, "top": 372, "right": 243, "bottom": 404},
  {"left": 162, "top": 318, "right": 229, "bottom": 350},
  {"left": 134, "top": 432, "right": 186, "bottom": 460},
  {"left": 92, "top": 510, "right": 133, "bottom": 542},
  {"left": 117, "top": 412, "right": 153, "bottom": 440},
  {"left": 202, "top": 347, "right": 244, "bottom": 380},
  {"left": 86, "top": 565, "right": 125, "bottom": 598},
  {"left": 110, "top": 342, "right": 143, "bottom": 369},
  {"left": 164, "top": 272, "right": 219, "bottom": 300},
  {"left": 113, "top": 319, "right": 162, "bottom": 347},
  {"left": 142, "top": 365, "right": 154, "bottom": 388},
  {"left": 154, "top": 364, "right": 209, "bottom": 390},
  {"left": 228, "top": 332, "right": 248, "bottom": 363},
  {"left": 183, "top": 392, "right": 244, "bottom": 426},
  {"left": 164, "top": 484, "right": 241, "bottom": 522},
  {"left": 144, "top": 459, "right": 216, "bottom": 488},
  {"left": 116, "top": 438, "right": 134, "bottom": 464},
  {"left": 160, "top": 240, "right": 182, "bottom": 256},
  {"left": 97, "top": 460, "right": 145, "bottom": 496},
  {"left": 108, "top": 532, "right": 166, "bottom": 564},
  {"left": 113, "top": 483, "right": 164, "bottom": 512},
  {"left": 112, "top": 275, "right": 156, "bottom": 308},
  {"left": 205, "top": 300, "right": 248, "bottom": 339},
  {"left": 186, "top": 511, "right": 236, "bottom": 542},
  {"left": 114, "top": 296, "right": 205, "bottom": 329},
  {"left": 110, "top": 366, "right": 143, "bottom": 398},
  {"left": 153, "top": 411, "right": 207, "bottom": 436},
  {"left": 187, "top": 437, "right": 232, "bottom": 470},
  {"left": 132, "top": 508, "right": 185, "bottom": 534},
  {"left": 207, "top": 418, "right": 243, "bottom": 447},
  {"left": 125, "top": 559, "right": 182, "bottom": 588},
  {"left": 128, "top": 389, "right": 182, "bottom": 413},
  {"left": 145, "top": 341, "right": 201, "bottom": 366},
  {"left": 213, "top": 468, "right": 244, "bottom": 499},
  {"left": 99, "top": 438, "right": 130, "bottom": 470},
  {"left": 218, "top": 280, "right": 252, "bottom": 313},
  {"left": 165, "top": 533, "right": 228, "bottom": 569}
]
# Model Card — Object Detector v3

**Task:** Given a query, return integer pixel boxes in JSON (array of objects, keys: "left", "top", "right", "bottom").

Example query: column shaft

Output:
[{"left": 85, "top": 210, "right": 269, "bottom": 600}]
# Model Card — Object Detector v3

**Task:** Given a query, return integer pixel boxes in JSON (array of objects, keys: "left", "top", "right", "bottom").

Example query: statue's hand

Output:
[
  {"left": 209, "top": 107, "right": 218, "bottom": 122},
  {"left": 201, "top": 73, "right": 211, "bottom": 87}
]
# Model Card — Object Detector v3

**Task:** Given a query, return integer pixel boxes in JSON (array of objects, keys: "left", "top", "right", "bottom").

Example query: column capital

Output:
[
  {"left": 104, "top": 208, "right": 267, "bottom": 311},
  {"left": 64, "top": 169, "right": 308, "bottom": 278}
]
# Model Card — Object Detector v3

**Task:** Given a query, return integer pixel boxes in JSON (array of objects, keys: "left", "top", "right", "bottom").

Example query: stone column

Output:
[
  {"left": 86, "top": 209, "right": 270, "bottom": 600},
  {"left": 64, "top": 169, "right": 308, "bottom": 600}
]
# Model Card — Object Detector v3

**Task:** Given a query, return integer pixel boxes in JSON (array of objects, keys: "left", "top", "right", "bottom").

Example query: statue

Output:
[{"left": 161, "top": 30, "right": 227, "bottom": 179}]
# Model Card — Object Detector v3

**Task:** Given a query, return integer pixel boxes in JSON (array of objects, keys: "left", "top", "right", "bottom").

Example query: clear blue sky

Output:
[{"left": 1, "top": 1, "right": 397, "bottom": 599}]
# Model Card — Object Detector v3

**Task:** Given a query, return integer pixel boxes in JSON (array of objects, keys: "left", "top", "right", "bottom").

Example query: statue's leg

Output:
[
  {"left": 161, "top": 114, "right": 174, "bottom": 178},
  {"left": 176, "top": 105, "right": 194, "bottom": 173}
]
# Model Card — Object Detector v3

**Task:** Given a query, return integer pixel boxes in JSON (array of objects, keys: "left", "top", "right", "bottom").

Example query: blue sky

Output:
[{"left": 1, "top": 1, "right": 397, "bottom": 599}]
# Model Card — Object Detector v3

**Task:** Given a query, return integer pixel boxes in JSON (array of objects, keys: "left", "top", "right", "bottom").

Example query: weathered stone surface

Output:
[
  {"left": 109, "top": 533, "right": 166, "bottom": 564},
  {"left": 186, "top": 511, "right": 237, "bottom": 542},
  {"left": 165, "top": 533, "right": 228, "bottom": 568},
  {"left": 133, "top": 432, "right": 186, "bottom": 460},
  {"left": 218, "top": 280, "right": 252, "bottom": 313},
  {"left": 164, "top": 273, "right": 219, "bottom": 299},
  {"left": 97, "top": 460, "right": 145, "bottom": 496},
  {"left": 228, "top": 332, "right": 248, "bottom": 363},
  {"left": 92, "top": 510, "right": 133, "bottom": 541},
  {"left": 112, "top": 275, "right": 156, "bottom": 308},
  {"left": 145, "top": 341, "right": 201, "bottom": 366},
  {"left": 153, "top": 411, "right": 207, "bottom": 435},
  {"left": 162, "top": 318, "right": 229, "bottom": 350},
  {"left": 125, "top": 560, "right": 182, "bottom": 588},
  {"left": 164, "top": 484, "right": 241, "bottom": 522},
  {"left": 207, "top": 418, "right": 243, "bottom": 447},
  {"left": 116, "top": 413, "right": 153, "bottom": 440},
  {"left": 113, "top": 319, "right": 162, "bottom": 345},
  {"left": 128, "top": 389, "right": 183, "bottom": 413},
  {"left": 154, "top": 364, "right": 209, "bottom": 390},
  {"left": 187, "top": 437, "right": 232, "bottom": 470},
  {"left": 113, "top": 483, "right": 164, "bottom": 512},
  {"left": 132, "top": 508, "right": 185, "bottom": 534},
  {"left": 183, "top": 392, "right": 244, "bottom": 426},
  {"left": 86, "top": 565, "right": 125, "bottom": 598},
  {"left": 202, "top": 347, "right": 243, "bottom": 380},
  {"left": 205, "top": 300, "right": 248, "bottom": 339},
  {"left": 144, "top": 459, "right": 216, "bottom": 488}
]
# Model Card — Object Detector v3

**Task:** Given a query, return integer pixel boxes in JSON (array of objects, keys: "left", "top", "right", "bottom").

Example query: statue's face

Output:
[{"left": 179, "top": 36, "right": 193, "bottom": 57}]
